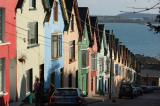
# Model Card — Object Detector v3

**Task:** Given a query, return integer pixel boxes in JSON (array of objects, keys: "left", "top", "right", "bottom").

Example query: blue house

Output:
[{"left": 44, "top": 0, "right": 66, "bottom": 91}]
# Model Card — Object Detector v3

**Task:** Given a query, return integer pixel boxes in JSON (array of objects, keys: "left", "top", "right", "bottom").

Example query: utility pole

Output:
[{"left": 109, "top": 43, "right": 112, "bottom": 99}]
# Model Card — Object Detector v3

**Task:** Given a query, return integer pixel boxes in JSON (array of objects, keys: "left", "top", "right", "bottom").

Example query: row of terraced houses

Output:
[{"left": 0, "top": 0, "right": 141, "bottom": 106}]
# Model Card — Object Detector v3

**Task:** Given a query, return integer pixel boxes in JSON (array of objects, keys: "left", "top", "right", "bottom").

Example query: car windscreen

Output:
[{"left": 54, "top": 89, "right": 78, "bottom": 96}]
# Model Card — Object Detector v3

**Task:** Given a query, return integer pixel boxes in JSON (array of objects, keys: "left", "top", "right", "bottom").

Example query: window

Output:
[
  {"left": 105, "top": 59, "right": 110, "bottom": 74},
  {"left": 54, "top": 1, "right": 58, "bottom": 22},
  {"left": 51, "top": 34, "right": 62, "bottom": 59},
  {"left": 81, "top": 50, "right": 89, "bottom": 68},
  {"left": 68, "top": 73, "right": 72, "bottom": 87},
  {"left": 0, "top": 8, "right": 4, "bottom": 43},
  {"left": 0, "top": 58, "right": 5, "bottom": 92},
  {"left": 99, "top": 58, "right": 104, "bottom": 73},
  {"left": 91, "top": 78, "right": 93, "bottom": 91},
  {"left": 92, "top": 54, "right": 97, "bottom": 70},
  {"left": 71, "top": 14, "right": 74, "bottom": 31},
  {"left": 27, "top": 22, "right": 38, "bottom": 46},
  {"left": 29, "top": 0, "right": 36, "bottom": 9},
  {"left": 69, "top": 41, "right": 75, "bottom": 63},
  {"left": 26, "top": 69, "right": 33, "bottom": 93}
]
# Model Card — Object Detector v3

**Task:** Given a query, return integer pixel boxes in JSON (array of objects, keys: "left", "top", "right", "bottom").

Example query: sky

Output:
[{"left": 78, "top": 0, "right": 160, "bottom": 15}]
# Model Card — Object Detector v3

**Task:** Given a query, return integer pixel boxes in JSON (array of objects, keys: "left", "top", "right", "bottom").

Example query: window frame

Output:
[
  {"left": 51, "top": 34, "right": 62, "bottom": 59},
  {"left": 69, "top": 40, "right": 75, "bottom": 63},
  {"left": 0, "top": 8, "right": 5, "bottom": 43},
  {"left": 27, "top": 22, "right": 38, "bottom": 47},
  {"left": 29, "top": 0, "right": 36, "bottom": 10},
  {"left": 91, "top": 54, "right": 97, "bottom": 71},
  {"left": 0, "top": 58, "right": 5, "bottom": 93},
  {"left": 99, "top": 58, "right": 104, "bottom": 73},
  {"left": 81, "top": 50, "right": 89, "bottom": 68}
]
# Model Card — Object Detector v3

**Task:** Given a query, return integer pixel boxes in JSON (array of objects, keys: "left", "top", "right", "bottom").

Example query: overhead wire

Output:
[{"left": 2, "top": 0, "right": 134, "bottom": 55}]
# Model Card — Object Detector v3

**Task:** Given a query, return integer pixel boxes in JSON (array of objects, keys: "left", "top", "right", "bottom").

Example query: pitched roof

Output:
[
  {"left": 78, "top": 7, "right": 88, "bottom": 32},
  {"left": 90, "top": 16, "right": 98, "bottom": 34},
  {"left": 98, "top": 24, "right": 104, "bottom": 52},
  {"left": 16, "top": 0, "right": 24, "bottom": 10},
  {"left": 64, "top": 0, "right": 74, "bottom": 20}
]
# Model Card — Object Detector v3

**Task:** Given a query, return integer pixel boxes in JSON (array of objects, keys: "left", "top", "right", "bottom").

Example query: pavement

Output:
[{"left": 9, "top": 95, "right": 106, "bottom": 106}]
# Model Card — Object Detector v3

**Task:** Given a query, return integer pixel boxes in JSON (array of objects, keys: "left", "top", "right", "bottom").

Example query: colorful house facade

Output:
[
  {"left": 0, "top": 0, "right": 17, "bottom": 105},
  {"left": 44, "top": 0, "right": 65, "bottom": 90},
  {"left": 16, "top": 0, "right": 45, "bottom": 101},
  {"left": 63, "top": 0, "right": 81, "bottom": 88},
  {"left": 88, "top": 16, "right": 99, "bottom": 96},
  {"left": 78, "top": 7, "right": 91, "bottom": 96},
  {"left": 97, "top": 24, "right": 107, "bottom": 95}
]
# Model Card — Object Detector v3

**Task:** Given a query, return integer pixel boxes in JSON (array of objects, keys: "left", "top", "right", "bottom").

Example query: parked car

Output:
[
  {"left": 119, "top": 82, "right": 134, "bottom": 99},
  {"left": 141, "top": 85, "right": 153, "bottom": 93},
  {"left": 135, "top": 87, "right": 143, "bottom": 95},
  {"left": 132, "top": 87, "right": 138, "bottom": 97},
  {"left": 48, "top": 88, "right": 87, "bottom": 106}
]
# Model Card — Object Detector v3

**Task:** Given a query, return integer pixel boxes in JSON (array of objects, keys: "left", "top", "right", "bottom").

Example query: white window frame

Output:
[
  {"left": 0, "top": 8, "right": 5, "bottom": 43},
  {"left": 0, "top": 58, "right": 5, "bottom": 94},
  {"left": 81, "top": 50, "right": 89, "bottom": 68},
  {"left": 29, "top": 0, "right": 36, "bottom": 9},
  {"left": 51, "top": 34, "right": 62, "bottom": 59},
  {"left": 27, "top": 22, "right": 38, "bottom": 46}
]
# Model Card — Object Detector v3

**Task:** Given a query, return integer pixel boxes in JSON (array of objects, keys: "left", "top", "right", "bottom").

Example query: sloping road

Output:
[{"left": 89, "top": 90, "right": 160, "bottom": 106}]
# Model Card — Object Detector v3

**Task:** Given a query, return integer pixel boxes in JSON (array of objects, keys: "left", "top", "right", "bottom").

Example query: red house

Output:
[{"left": 0, "top": 1, "right": 17, "bottom": 105}]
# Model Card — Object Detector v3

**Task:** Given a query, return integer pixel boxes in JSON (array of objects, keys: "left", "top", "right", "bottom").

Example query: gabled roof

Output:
[
  {"left": 97, "top": 24, "right": 105, "bottom": 52},
  {"left": 64, "top": 0, "right": 74, "bottom": 20},
  {"left": 90, "top": 16, "right": 100, "bottom": 47},
  {"left": 78, "top": 7, "right": 88, "bottom": 32},
  {"left": 62, "top": 0, "right": 82, "bottom": 35},
  {"left": 16, "top": 0, "right": 24, "bottom": 11},
  {"left": 78, "top": 7, "right": 92, "bottom": 43}
]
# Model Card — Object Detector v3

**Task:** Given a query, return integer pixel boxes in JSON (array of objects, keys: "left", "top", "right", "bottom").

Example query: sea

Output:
[{"left": 104, "top": 23, "right": 160, "bottom": 59}]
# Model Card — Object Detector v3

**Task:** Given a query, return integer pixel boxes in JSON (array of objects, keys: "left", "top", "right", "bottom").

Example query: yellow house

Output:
[{"left": 16, "top": 0, "right": 45, "bottom": 101}]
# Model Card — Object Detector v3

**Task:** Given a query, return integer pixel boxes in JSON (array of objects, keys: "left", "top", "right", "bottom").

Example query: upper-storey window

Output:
[
  {"left": 29, "top": 0, "right": 36, "bottom": 9},
  {"left": 71, "top": 14, "right": 74, "bottom": 31},
  {"left": 0, "top": 8, "right": 4, "bottom": 43},
  {"left": 51, "top": 34, "right": 62, "bottom": 59},
  {"left": 27, "top": 22, "right": 38, "bottom": 46},
  {"left": 69, "top": 40, "right": 75, "bottom": 63},
  {"left": 54, "top": 1, "right": 58, "bottom": 22}
]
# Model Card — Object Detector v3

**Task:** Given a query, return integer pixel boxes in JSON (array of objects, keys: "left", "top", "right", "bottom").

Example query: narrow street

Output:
[{"left": 89, "top": 90, "right": 160, "bottom": 106}]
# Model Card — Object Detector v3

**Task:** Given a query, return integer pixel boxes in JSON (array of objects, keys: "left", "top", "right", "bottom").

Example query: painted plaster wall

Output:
[
  {"left": 0, "top": 0, "right": 17, "bottom": 105},
  {"left": 44, "top": 0, "right": 64, "bottom": 90},
  {"left": 63, "top": 8, "right": 79, "bottom": 87},
  {"left": 16, "top": 1, "right": 45, "bottom": 101}
]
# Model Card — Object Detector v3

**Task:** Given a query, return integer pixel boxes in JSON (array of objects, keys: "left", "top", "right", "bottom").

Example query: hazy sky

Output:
[{"left": 78, "top": 0, "right": 160, "bottom": 15}]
